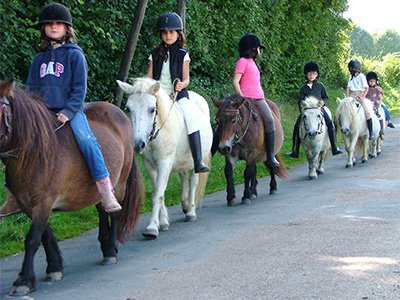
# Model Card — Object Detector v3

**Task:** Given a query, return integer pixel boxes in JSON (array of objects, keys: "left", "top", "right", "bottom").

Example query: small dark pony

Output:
[
  {"left": 0, "top": 78, "right": 144, "bottom": 296},
  {"left": 212, "top": 94, "right": 288, "bottom": 206}
]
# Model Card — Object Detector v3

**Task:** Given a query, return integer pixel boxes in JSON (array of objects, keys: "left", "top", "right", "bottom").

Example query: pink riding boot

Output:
[
  {"left": 0, "top": 189, "right": 22, "bottom": 218},
  {"left": 96, "top": 177, "right": 122, "bottom": 213}
]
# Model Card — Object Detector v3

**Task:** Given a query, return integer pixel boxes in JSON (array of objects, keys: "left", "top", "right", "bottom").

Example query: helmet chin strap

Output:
[{"left": 44, "top": 36, "right": 65, "bottom": 61}]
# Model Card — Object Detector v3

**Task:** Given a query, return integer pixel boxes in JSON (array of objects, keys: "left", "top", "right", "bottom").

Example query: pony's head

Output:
[
  {"left": 212, "top": 94, "right": 246, "bottom": 155},
  {"left": 300, "top": 96, "right": 324, "bottom": 139},
  {"left": 117, "top": 78, "right": 176, "bottom": 153},
  {"left": 0, "top": 78, "right": 58, "bottom": 176},
  {"left": 336, "top": 97, "right": 357, "bottom": 135}
]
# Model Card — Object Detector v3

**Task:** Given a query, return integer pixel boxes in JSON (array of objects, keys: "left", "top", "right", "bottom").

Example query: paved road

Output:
[{"left": 1, "top": 116, "right": 399, "bottom": 300}]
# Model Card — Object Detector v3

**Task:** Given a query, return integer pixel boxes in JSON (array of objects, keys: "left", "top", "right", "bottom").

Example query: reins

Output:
[
  {"left": 232, "top": 100, "right": 257, "bottom": 146},
  {"left": 148, "top": 78, "right": 179, "bottom": 142}
]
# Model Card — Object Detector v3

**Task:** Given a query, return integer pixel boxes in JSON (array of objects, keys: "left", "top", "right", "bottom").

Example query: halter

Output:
[
  {"left": 228, "top": 100, "right": 258, "bottom": 146},
  {"left": 0, "top": 96, "right": 18, "bottom": 159},
  {"left": 301, "top": 106, "right": 324, "bottom": 139}
]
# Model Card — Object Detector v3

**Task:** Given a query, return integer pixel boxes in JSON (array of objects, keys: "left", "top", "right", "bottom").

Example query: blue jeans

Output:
[
  {"left": 70, "top": 110, "right": 109, "bottom": 181},
  {"left": 381, "top": 103, "right": 391, "bottom": 121}
]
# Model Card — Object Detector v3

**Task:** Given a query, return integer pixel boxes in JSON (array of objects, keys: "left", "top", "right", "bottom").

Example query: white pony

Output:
[
  {"left": 299, "top": 96, "right": 330, "bottom": 179},
  {"left": 335, "top": 97, "right": 381, "bottom": 168},
  {"left": 117, "top": 78, "right": 212, "bottom": 239}
]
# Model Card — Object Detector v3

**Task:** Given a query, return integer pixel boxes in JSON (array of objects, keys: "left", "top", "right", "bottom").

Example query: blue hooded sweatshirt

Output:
[{"left": 26, "top": 43, "right": 88, "bottom": 121}]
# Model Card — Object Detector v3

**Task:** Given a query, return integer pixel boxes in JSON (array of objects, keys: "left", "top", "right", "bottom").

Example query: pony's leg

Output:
[
  {"left": 96, "top": 204, "right": 119, "bottom": 265},
  {"left": 179, "top": 171, "right": 190, "bottom": 214},
  {"left": 317, "top": 150, "right": 327, "bottom": 175},
  {"left": 185, "top": 172, "right": 199, "bottom": 222},
  {"left": 269, "top": 166, "right": 278, "bottom": 195},
  {"left": 307, "top": 152, "right": 318, "bottom": 179},
  {"left": 242, "top": 163, "right": 256, "bottom": 204},
  {"left": 362, "top": 135, "right": 369, "bottom": 163},
  {"left": 143, "top": 162, "right": 172, "bottom": 239},
  {"left": 11, "top": 207, "right": 51, "bottom": 296},
  {"left": 250, "top": 164, "right": 258, "bottom": 199},
  {"left": 344, "top": 137, "right": 354, "bottom": 168},
  {"left": 42, "top": 225, "right": 64, "bottom": 281},
  {"left": 224, "top": 158, "right": 236, "bottom": 207}
]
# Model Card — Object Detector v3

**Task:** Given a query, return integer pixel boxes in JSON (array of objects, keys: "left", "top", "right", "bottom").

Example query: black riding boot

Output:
[
  {"left": 367, "top": 118, "right": 374, "bottom": 140},
  {"left": 265, "top": 131, "right": 280, "bottom": 167},
  {"left": 188, "top": 131, "right": 210, "bottom": 173},
  {"left": 211, "top": 130, "right": 220, "bottom": 157},
  {"left": 328, "top": 127, "right": 343, "bottom": 155},
  {"left": 284, "top": 126, "right": 300, "bottom": 158}
]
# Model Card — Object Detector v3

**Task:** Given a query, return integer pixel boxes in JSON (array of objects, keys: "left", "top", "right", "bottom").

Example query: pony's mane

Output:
[
  {"left": 303, "top": 96, "right": 320, "bottom": 109},
  {"left": 131, "top": 77, "right": 179, "bottom": 133},
  {"left": 336, "top": 97, "right": 357, "bottom": 125},
  {"left": 220, "top": 93, "right": 245, "bottom": 111},
  {"left": 9, "top": 85, "right": 59, "bottom": 176}
]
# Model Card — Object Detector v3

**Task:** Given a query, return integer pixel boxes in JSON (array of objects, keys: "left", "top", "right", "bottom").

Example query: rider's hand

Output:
[{"left": 57, "top": 113, "right": 69, "bottom": 124}]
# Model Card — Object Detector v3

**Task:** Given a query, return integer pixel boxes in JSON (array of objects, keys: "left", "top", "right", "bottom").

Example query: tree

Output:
[
  {"left": 349, "top": 26, "right": 375, "bottom": 58},
  {"left": 114, "top": 0, "right": 148, "bottom": 107},
  {"left": 375, "top": 29, "right": 400, "bottom": 58}
]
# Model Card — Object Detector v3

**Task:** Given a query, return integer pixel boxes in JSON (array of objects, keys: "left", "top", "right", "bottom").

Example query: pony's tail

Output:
[
  {"left": 265, "top": 153, "right": 289, "bottom": 180},
  {"left": 117, "top": 155, "right": 144, "bottom": 243},
  {"left": 195, "top": 152, "right": 212, "bottom": 207}
]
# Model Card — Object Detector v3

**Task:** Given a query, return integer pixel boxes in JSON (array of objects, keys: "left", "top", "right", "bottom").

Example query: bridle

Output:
[
  {"left": 223, "top": 100, "right": 258, "bottom": 146},
  {"left": 301, "top": 106, "right": 324, "bottom": 139},
  {"left": 0, "top": 96, "right": 17, "bottom": 159}
]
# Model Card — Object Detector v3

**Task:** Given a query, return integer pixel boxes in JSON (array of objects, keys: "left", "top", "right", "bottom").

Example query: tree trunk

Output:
[
  {"left": 114, "top": 0, "right": 148, "bottom": 107},
  {"left": 177, "top": 0, "right": 186, "bottom": 33}
]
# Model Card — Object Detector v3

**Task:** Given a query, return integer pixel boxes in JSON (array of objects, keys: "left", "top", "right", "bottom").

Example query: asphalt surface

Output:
[{"left": 1, "top": 115, "right": 399, "bottom": 300}]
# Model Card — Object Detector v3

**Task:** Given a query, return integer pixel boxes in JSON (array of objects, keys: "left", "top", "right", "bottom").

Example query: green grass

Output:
[{"left": 1, "top": 86, "right": 398, "bottom": 258}]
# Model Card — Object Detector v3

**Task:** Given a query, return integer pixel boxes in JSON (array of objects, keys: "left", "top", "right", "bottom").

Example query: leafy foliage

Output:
[{"left": 1, "top": 0, "right": 350, "bottom": 104}]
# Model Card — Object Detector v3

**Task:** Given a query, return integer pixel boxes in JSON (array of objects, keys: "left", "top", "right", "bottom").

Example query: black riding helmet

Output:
[
  {"left": 366, "top": 71, "right": 379, "bottom": 81},
  {"left": 157, "top": 12, "right": 183, "bottom": 31},
  {"left": 348, "top": 59, "right": 362, "bottom": 75},
  {"left": 38, "top": 3, "right": 72, "bottom": 27},
  {"left": 239, "top": 33, "right": 265, "bottom": 57},
  {"left": 304, "top": 61, "right": 320, "bottom": 77}
]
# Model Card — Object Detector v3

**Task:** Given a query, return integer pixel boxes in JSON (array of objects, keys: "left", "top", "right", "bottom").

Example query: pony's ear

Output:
[
  {"left": 212, "top": 97, "right": 222, "bottom": 107},
  {"left": 116, "top": 80, "right": 135, "bottom": 94},
  {"left": 233, "top": 97, "right": 245, "bottom": 109},
  {"left": 149, "top": 81, "right": 161, "bottom": 95},
  {"left": 336, "top": 97, "right": 342, "bottom": 105},
  {"left": 0, "top": 77, "right": 16, "bottom": 97},
  {"left": 301, "top": 100, "right": 307, "bottom": 109}
]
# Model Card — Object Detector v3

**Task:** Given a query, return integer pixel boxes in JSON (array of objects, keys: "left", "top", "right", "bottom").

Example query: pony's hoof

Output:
[
  {"left": 10, "top": 285, "right": 35, "bottom": 296},
  {"left": 250, "top": 194, "right": 257, "bottom": 200},
  {"left": 345, "top": 164, "right": 353, "bottom": 168},
  {"left": 45, "top": 271, "right": 63, "bottom": 281},
  {"left": 102, "top": 257, "right": 117, "bottom": 265},
  {"left": 269, "top": 189, "right": 278, "bottom": 195},
  {"left": 241, "top": 198, "right": 251, "bottom": 205},
  {"left": 227, "top": 198, "right": 237, "bottom": 207},
  {"left": 184, "top": 215, "right": 197, "bottom": 222},
  {"left": 377, "top": 151, "right": 381, "bottom": 156},
  {"left": 160, "top": 224, "right": 169, "bottom": 231},
  {"left": 308, "top": 175, "right": 317, "bottom": 180},
  {"left": 143, "top": 229, "right": 158, "bottom": 239},
  {"left": 362, "top": 158, "right": 368, "bottom": 163},
  {"left": 317, "top": 169, "right": 325, "bottom": 175}
]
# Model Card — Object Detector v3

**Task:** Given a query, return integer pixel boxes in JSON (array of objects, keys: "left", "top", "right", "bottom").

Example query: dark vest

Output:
[{"left": 151, "top": 42, "right": 189, "bottom": 99}]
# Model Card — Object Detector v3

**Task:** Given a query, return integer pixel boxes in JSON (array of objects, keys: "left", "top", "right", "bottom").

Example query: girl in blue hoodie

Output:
[{"left": 0, "top": 3, "right": 121, "bottom": 215}]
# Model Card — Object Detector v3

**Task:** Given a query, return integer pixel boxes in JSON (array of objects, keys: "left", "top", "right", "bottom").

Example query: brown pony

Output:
[
  {"left": 0, "top": 78, "right": 143, "bottom": 296},
  {"left": 212, "top": 94, "right": 288, "bottom": 206}
]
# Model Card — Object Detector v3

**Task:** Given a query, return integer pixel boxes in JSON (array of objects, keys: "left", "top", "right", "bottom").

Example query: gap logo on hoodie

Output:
[{"left": 40, "top": 61, "right": 64, "bottom": 78}]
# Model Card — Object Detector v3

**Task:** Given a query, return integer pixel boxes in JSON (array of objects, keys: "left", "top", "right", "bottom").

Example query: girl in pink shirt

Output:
[{"left": 232, "top": 33, "right": 279, "bottom": 167}]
